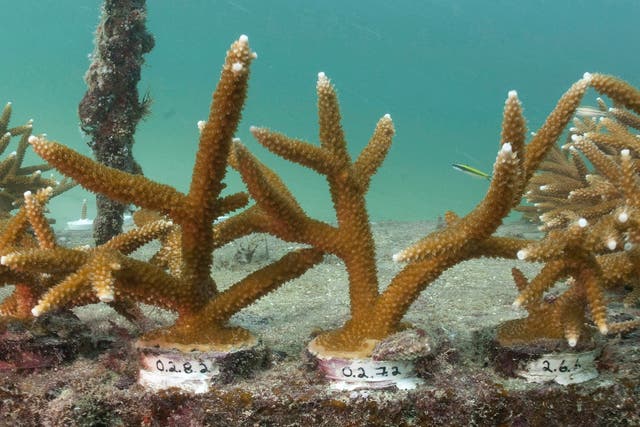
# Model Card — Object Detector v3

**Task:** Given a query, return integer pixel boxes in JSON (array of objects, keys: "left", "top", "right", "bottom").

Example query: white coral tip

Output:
[
  {"left": 570, "top": 134, "right": 582, "bottom": 142},
  {"left": 618, "top": 211, "right": 629, "bottom": 223},
  {"left": 23, "top": 191, "right": 32, "bottom": 198},
  {"left": 582, "top": 72, "right": 593, "bottom": 82},
  {"left": 99, "top": 292, "right": 114, "bottom": 303},
  {"left": 606, "top": 239, "right": 617, "bottom": 251},
  {"left": 599, "top": 324, "right": 608, "bottom": 335},
  {"left": 578, "top": 218, "right": 588, "bottom": 227},
  {"left": 621, "top": 149, "right": 630, "bottom": 157},
  {"left": 501, "top": 142, "right": 513, "bottom": 153},
  {"left": 567, "top": 337, "right": 577, "bottom": 347},
  {"left": 249, "top": 125, "right": 258, "bottom": 132},
  {"left": 31, "top": 306, "right": 42, "bottom": 317},
  {"left": 28, "top": 135, "right": 38, "bottom": 143},
  {"left": 0, "top": 256, "right": 7, "bottom": 265},
  {"left": 231, "top": 62, "right": 243, "bottom": 73},
  {"left": 392, "top": 252, "right": 403, "bottom": 263},
  {"left": 197, "top": 120, "right": 206, "bottom": 131},
  {"left": 239, "top": 34, "right": 249, "bottom": 43},
  {"left": 516, "top": 249, "right": 528, "bottom": 260},
  {"left": 383, "top": 113, "right": 391, "bottom": 120},
  {"left": 507, "top": 90, "right": 518, "bottom": 98}
]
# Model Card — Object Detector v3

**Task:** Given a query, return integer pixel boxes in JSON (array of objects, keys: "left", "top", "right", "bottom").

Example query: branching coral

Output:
[
  {"left": 499, "top": 75, "right": 640, "bottom": 347},
  {"left": 2, "top": 36, "right": 322, "bottom": 352},
  {"left": 1, "top": 187, "right": 170, "bottom": 325},
  {"left": 0, "top": 102, "right": 74, "bottom": 321},
  {"left": 230, "top": 72, "right": 593, "bottom": 357},
  {"left": 0, "top": 188, "right": 54, "bottom": 319},
  {"left": 0, "top": 102, "right": 74, "bottom": 217},
  {"left": 3, "top": 33, "right": 638, "bottom": 358}
]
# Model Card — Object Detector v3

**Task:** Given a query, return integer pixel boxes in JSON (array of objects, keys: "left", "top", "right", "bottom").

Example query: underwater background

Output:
[{"left": 1, "top": 0, "right": 639, "bottom": 226}]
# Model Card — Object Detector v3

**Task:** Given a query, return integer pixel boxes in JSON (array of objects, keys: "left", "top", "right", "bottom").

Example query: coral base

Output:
[
  {"left": 491, "top": 338, "right": 601, "bottom": 385},
  {"left": 306, "top": 329, "right": 432, "bottom": 390},
  {"left": 137, "top": 341, "right": 268, "bottom": 393}
]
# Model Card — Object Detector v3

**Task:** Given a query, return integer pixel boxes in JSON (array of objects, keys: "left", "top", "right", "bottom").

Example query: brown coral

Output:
[
  {"left": 3, "top": 36, "right": 322, "bottom": 352},
  {"left": 500, "top": 74, "right": 640, "bottom": 346},
  {"left": 231, "top": 72, "right": 594, "bottom": 357},
  {"left": 0, "top": 102, "right": 74, "bottom": 217}
]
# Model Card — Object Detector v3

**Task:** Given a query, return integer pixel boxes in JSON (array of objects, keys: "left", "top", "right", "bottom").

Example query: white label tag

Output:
[
  {"left": 516, "top": 349, "right": 599, "bottom": 385},
  {"left": 138, "top": 351, "right": 222, "bottom": 394},
  {"left": 318, "top": 357, "right": 423, "bottom": 390}
]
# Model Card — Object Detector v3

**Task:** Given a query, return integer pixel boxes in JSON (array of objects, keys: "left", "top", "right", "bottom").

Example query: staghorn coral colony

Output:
[
  {"left": 3, "top": 36, "right": 322, "bottom": 353},
  {"left": 0, "top": 34, "right": 639, "bottom": 423},
  {"left": 0, "top": 103, "right": 74, "bottom": 320}
]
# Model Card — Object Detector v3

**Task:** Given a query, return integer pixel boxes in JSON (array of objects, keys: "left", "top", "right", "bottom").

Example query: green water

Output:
[{"left": 1, "top": 0, "right": 639, "bottom": 226}]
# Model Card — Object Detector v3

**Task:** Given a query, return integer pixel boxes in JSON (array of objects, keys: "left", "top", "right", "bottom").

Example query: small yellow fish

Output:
[{"left": 452, "top": 163, "right": 491, "bottom": 180}]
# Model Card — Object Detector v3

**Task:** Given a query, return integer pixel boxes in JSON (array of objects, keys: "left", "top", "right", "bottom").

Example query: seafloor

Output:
[{"left": 0, "top": 220, "right": 638, "bottom": 426}]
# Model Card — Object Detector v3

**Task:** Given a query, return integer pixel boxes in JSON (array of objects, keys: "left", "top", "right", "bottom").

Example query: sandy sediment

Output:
[{"left": 0, "top": 220, "right": 638, "bottom": 426}]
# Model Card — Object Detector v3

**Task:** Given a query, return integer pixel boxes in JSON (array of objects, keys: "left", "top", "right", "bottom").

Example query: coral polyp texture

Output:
[{"left": 4, "top": 36, "right": 322, "bottom": 352}]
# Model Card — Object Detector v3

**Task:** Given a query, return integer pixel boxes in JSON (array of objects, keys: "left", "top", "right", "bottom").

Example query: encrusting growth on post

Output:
[
  {"left": 2, "top": 36, "right": 322, "bottom": 352},
  {"left": 80, "top": 0, "right": 154, "bottom": 245}
]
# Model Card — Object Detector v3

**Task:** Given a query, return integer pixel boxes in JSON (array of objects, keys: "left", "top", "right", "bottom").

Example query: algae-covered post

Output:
[{"left": 79, "top": 0, "right": 154, "bottom": 245}]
